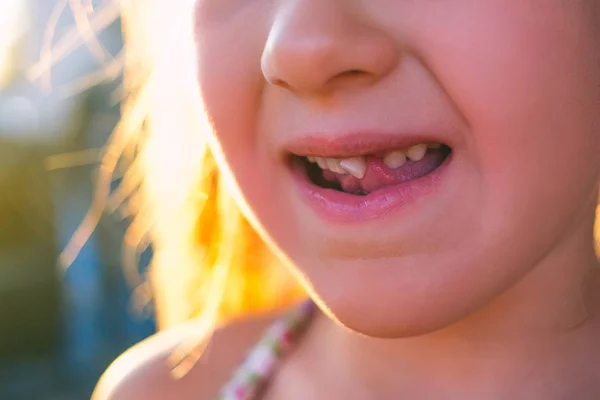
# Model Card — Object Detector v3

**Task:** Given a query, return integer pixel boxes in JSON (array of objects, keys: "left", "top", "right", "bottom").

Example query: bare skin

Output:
[
  {"left": 92, "top": 313, "right": 279, "bottom": 400},
  {"left": 266, "top": 276, "right": 600, "bottom": 399},
  {"left": 97, "top": 228, "right": 600, "bottom": 399},
  {"left": 261, "top": 213, "right": 600, "bottom": 399},
  {"left": 96, "top": 264, "right": 600, "bottom": 399}
]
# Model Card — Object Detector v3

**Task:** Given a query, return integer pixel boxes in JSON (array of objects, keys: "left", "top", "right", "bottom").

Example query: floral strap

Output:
[{"left": 216, "top": 300, "right": 316, "bottom": 400}]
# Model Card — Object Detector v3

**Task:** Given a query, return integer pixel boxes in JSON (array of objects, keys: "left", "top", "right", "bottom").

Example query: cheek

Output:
[
  {"left": 194, "top": 16, "right": 266, "bottom": 177},
  {"left": 418, "top": 3, "right": 600, "bottom": 232},
  {"left": 196, "top": 45, "right": 303, "bottom": 252},
  {"left": 194, "top": 0, "right": 272, "bottom": 140}
]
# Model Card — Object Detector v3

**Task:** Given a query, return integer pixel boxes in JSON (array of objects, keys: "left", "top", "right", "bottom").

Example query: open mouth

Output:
[{"left": 292, "top": 142, "right": 452, "bottom": 196}]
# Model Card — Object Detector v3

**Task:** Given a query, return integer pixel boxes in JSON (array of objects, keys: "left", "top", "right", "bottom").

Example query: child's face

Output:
[{"left": 194, "top": 1, "right": 600, "bottom": 336}]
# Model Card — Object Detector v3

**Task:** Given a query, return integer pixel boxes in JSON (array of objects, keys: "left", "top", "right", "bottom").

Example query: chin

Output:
[{"left": 295, "top": 252, "right": 521, "bottom": 339}]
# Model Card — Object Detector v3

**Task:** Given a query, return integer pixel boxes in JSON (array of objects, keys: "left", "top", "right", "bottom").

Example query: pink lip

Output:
[
  {"left": 289, "top": 150, "right": 453, "bottom": 224},
  {"left": 283, "top": 132, "right": 450, "bottom": 158}
]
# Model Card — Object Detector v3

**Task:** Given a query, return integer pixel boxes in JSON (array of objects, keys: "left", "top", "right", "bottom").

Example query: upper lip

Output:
[{"left": 283, "top": 131, "right": 450, "bottom": 158}]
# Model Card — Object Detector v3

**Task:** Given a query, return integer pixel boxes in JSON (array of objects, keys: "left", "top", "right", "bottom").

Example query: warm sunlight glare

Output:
[
  {"left": 0, "top": 0, "right": 28, "bottom": 87},
  {"left": 129, "top": 0, "right": 212, "bottom": 328}
]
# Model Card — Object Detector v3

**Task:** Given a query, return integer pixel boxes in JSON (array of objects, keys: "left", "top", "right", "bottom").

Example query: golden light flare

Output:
[
  {"left": 31, "top": 0, "right": 302, "bottom": 352},
  {"left": 0, "top": 0, "right": 28, "bottom": 87}
]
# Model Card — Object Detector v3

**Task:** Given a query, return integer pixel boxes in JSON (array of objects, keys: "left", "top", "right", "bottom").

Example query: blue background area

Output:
[
  {"left": 0, "top": 3, "right": 157, "bottom": 398},
  {"left": 0, "top": 90, "right": 157, "bottom": 400}
]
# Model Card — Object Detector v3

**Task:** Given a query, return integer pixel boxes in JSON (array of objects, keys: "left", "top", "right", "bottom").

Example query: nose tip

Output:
[
  {"left": 262, "top": 39, "right": 377, "bottom": 93},
  {"left": 261, "top": 3, "right": 399, "bottom": 95}
]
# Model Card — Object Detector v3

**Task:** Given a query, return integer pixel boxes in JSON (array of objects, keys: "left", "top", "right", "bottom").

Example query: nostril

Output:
[
  {"left": 267, "top": 70, "right": 368, "bottom": 93},
  {"left": 271, "top": 78, "right": 291, "bottom": 90},
  {"left": 344, "top": 69, "right": 366, "bottom": 76},
  {"left": 325, "top": 69, "right": 373, "bottom": 89}
]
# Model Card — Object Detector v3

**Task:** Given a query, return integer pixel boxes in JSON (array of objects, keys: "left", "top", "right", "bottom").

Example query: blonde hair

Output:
[
  {"left": 119, "top": 0, "right": 304, "bottom": 329},
  {"left": 37, "top": 0, "right": 303, "bottom": 338}
]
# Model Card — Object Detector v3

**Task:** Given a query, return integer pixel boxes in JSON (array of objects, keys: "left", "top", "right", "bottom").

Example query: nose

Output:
[{"left": 261, "top": 0, "right": 399, "bottom": 95}]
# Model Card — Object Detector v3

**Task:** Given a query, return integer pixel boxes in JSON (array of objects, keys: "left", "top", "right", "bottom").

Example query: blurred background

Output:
[{"left": 0, "top": 1, "right": 156, "bottom": 399}]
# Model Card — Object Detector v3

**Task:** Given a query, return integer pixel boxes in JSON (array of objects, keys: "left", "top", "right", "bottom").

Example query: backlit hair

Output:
[
  {"left": 118, "top": 0, "right": 303, "bottom": 329},
  {"left": 40, "top": 0, "right": 303, "bottom": 343}
]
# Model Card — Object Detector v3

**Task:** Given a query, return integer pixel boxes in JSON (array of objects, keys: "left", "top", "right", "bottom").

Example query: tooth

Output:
[
  {"left": 307, "top": 156, "right": 316, "bottom": 163},
  {"left": 326, "top": 158, "right": 339, "bottom": 172},
  {"left": 335, "top": 165, "right": 348, "bottom": 174},
  {"left": 383, "top": 150, "right": 407, "bottom": 169},
  {"left": 407, "top": 144, "right": 427, "bottom": 161},
  {"left": 326, "top": 158, "right": 347, "bottom": 174},
  {"left": 315, "top": 157, "right": 328, "bottom": 169},
  {"left": 340, "top": 157, "right": 366, "bottom": 179},
  {"left": 427, "top": 143, "right": 441, "bottom": 149}
]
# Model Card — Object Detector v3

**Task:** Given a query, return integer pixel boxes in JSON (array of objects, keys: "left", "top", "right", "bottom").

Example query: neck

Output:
[{"left": 305, "top": 219, "right": 600, "bottom": 398}]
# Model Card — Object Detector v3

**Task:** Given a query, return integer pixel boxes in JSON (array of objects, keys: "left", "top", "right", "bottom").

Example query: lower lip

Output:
[{"left": 290, "top": 154, "right": 452, "bottom": 223}]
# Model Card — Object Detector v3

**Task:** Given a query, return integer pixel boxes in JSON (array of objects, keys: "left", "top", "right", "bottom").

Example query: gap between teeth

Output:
[{"left": 308, "top": 143, "right": 439, "bottom": 179}]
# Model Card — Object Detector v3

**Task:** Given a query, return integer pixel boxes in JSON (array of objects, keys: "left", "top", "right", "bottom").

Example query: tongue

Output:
[{"left": 325, "top": 150, "right": 446, "bottom": 194}]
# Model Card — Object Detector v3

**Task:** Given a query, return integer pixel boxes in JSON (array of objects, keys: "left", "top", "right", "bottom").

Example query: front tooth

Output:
[
  {"left": 307, "top": 156, "right": 317, "bottom": 163},
  {"left": 326, "top": 158, "right": 340, "bottom": 172},
  {"left": 326, "top": 158, "right": 347, "bottom": 174},
  {"left": 335, "top": 165, "right": 348, "bottom": 174},
  {"left": 315, "top": 157, "right": 328, "bottom": 169},
  {"left": 383, "top": 150, "right": 407, "bottom": 169},
  {"left": 340, "top": 157, "right": 366, "bottom": 179},
  {"left": 407, "top": 144, "right": 427, "bottom": 161}
]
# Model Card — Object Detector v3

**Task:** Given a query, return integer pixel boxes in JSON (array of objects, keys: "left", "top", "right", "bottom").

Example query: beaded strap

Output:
[{"left": 216, "top": 301, "right": 315, "bottom": 400}]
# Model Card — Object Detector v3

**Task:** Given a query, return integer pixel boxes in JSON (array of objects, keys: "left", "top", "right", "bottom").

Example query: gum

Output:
[{"left": 322, "top": 150, "right": 448, "bottom": 194}]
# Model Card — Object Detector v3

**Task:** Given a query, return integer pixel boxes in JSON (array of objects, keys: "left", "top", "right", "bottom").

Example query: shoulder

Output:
[{"left": 92, "top": 312, "right": 281, "bottom": 400}]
